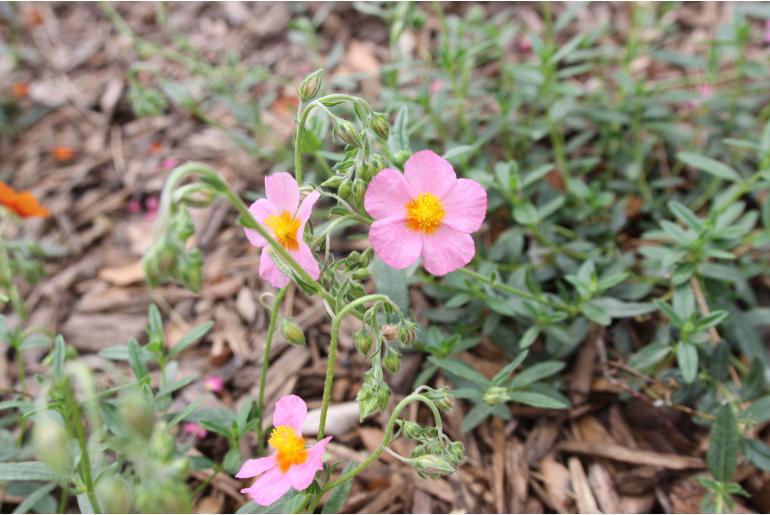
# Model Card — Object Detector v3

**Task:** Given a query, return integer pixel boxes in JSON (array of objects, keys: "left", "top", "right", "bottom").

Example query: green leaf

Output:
[
  {"left": 592, "top": 298, "right": 657, "bottom": 318},
  {"left": 169, "top": 321, "right": 214, "bottom": 357},
  {"left": 51, "top": 335, "right": 66, "bottom": 379},
  {"left": 127, "top": 339, "right": 149, "bottom": 382},
  {"left": 372, "top": 256, "right": 409, "bottom": 314},
  {"left": 745, "top": 438, "right": 770, "bottom": 472},
  {"left": 321, "top": 462, "right": 357, "bottom": 513},
  {"left": 581, "top": 300, "right": 611, "bottom": 326},
  {"left": 235, "top": 493, "right": 306, "bottom": 514},
  {"left": 429, "top": 357, "right": 490, "bottom": 387},
  {"left": 461, "top": 403, "right": 495, "bottom": 432},
  {"left": 506, "top": 390, "right": 569, "bottom": 409},
  {"left": 741, "top": 395, "right": 770, "bottom": 425},
  {"left": 510, "top": 361, "right": 565, "bottom": 389},
  {"left": 628, "top": 343, "right": 671, "bottom": 371},
  {"left": 677, "top": 152, "right": 741, "bottom": 182},
  {"left": 443, "top": 145, "right": 476, "bottom": 163},
  {"left": 12, "top": 482, "right": 56, "bottom": 514},
  {"left": 76, "top": 494, "right": 94, "bottom": 514},
  {"left": 519, "top": 326, "right": 540, "bottom": 349},
  {"left": 0, "top": 462, "right": 61, "bottom": 482},
  {"left": 668, "top": 201, "right": 704, "bottom": 231},
  {"left": 707, "top": 404, "right": 740, "bottom": 482},
  {"left": 677, "top": 342, "right": 699, "bottom": 384},
  {"left": 491, "top": 351, "right": 529, "bottom": 385}
]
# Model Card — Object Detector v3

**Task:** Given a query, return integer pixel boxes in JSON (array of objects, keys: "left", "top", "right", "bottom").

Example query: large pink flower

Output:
[
  {"left": 244, "top": 173, "right": 321, "bottom": 288},
  {"left": 364, "top": 150, "right": 487, "bottom": 276},
  {"left": 236, "top": 395, "right": 332, "bottom": 506}
]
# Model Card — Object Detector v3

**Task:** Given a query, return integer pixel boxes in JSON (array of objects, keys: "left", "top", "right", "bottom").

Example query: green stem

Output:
[
  {"left": 257, "top": 287, "right": 288, "bottom": 455},
  {"left": 317, "top": 294, "right": 402, "bottom": 440},
  {"left": 62, "top": 379, "right": 101, "bottom": 514},
  {"left": 294, "top": 99, "right": 305, "bottom": 185}
]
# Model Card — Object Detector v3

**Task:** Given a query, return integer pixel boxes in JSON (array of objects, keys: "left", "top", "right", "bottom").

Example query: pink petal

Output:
[
  {"left": 272, "top": 395, "right": 306, "bottom": 432},
  {"left": 235, "top": 455, "right": 277, "bottom": 478},
  {"left": 422, "top": 225, "right": 475, "bottom": 276},
  {"left": 404, "top": 150, "right": 456, "bottom": 197},
  {"left": 265, "top": 172, "right": 299, "bottom": 213},
  {"left": 369, "top": 218, "right": 422, "bottom": 269},
  {"left": 295, "top": 191, "right": 320, "bottom": 225},
  {"left": 259, "top": 247, "right": 290, "bottom": 288},
  {"left": 440, "top": 178, "right": 487, "bottom": 233},
  {"left": 364, "top": 168, "right": 415, "bottom": 220},
  {"left": 241, "top": 467, "right": 291, "bottom": 506},
  {"left": 288, "top": 437, "right": 331, "bottom": 490},
  {"left": 289, "top": 241, "right": 320, "bottom": 281},
  {"left": 245, "top": 199, "right": 276, "bottom": 247}
]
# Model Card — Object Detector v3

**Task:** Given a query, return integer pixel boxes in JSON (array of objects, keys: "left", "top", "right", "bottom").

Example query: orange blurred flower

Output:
[
  {"left": 149, "top": 141, "right": 163, "bottom": 153},
  {"left": 11, "top": 82, "right": 29, "bottom": 99},
  {"left": 52, "top": 146, "right": 75, "bottom": 162},
  {"left": 23, "top": 6, "right": 43, "bottom": 27},
  {"left": 0, "top": 181, "right": 49, "bottom": 219}
]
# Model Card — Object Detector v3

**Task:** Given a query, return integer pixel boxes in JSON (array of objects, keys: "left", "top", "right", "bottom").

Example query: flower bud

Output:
[
  {"left": 381, "top": 325, "right": 398, "bottom": 341},
  {"left": 179, "top": 248, "right": 203, "bottom": 293},
  {"left": 384, "top": 347, "right": 401, "bottom": 374},
  {"left": 321, "top": 175, "right": 344, "bottom": 189},
  {"left": 413, "top": 454, "right": 457, "bottom": 479},
  {"left": 398, "top": 323, "right": 416, "bottom": 345},
  {"left": 424, "top": 386, "right": 454, "bottom": 412},
  {"left": 280, "top": 318, "right": 306, "bottom": 346},
  {"left": 483, "top": 385, "right": 509, "bottom": 406},
  {"left": 298, "top": 69, "right": 323, "bottom": 101},
  {"left": 352, "top": 268, "right": 371, "bottom": 281},
  {"left": 33, "top": 415, "right": 71, "bottom": 475},
  {"left": 150, "top": 422, "right": 176, "bottom": 462},
  {"left": 376, "top": 382, "right": 391, "bottom": 411},
  {"left": 399, "top": 420, "right": 425, "bottom": 440},
  {"left": 120, "top": 388, "right": 155, "bottom": 440},
  {"left": 338, "top": 180, "right": 353, "bottom": 201},
  {"left": 369, "top": 112, "right": 389, "bottom": 139},
  {"left": 352, "top": 178, "right": 366, "bottom": 206},
  {"left": 172, "top": 208, "right": 194, "bottom": 241},
  {"left": 96, "top": 474, "right": 132, "bottom": 514},
  {"left": 333, "top": 119, "right": 360, "bottom": 148},
  {"left": 353, "top": 330, "right": 373, "bottom": 355},
  {"left": 394, "top": 150, "right": 410, "bottom": 168}
]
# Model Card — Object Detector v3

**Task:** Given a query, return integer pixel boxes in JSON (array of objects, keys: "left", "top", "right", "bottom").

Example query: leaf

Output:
[
  {"left": 0, "top": 462, "right": 61, "bottom": 482},
  {"left": 707, "top": 404, "right": 740, "bottom": 482},
  {"left": 236, "top": 492, "right": 306, "bottom": 514},
  {"left": 745, "top": 438, "right": 770, "bottom": 472},
  {"left": 51, "top": 335, "right": 65, "bottom": 379},
  {"left": 491, "top": 350, "right": 529, "bottom": 385},
  {"left": 127, "top": 339, "right": 149, "bottom": 382},
  {"left": 581, "top": 300, "right": 610, "bottom": 326},
  {"left": 519, "top": 326, "right": 540, "bottom": 349},
  {"left": 461, "top": 403, "right": 495, "bottom": 432},
  {"left": 321, "top": 462, "right": 356, "bottom": 513},
  {"left": 677, "top": 341, "right": 699, "bottom": 384},
  {"left": 169, "top": 321, "right": 214, "bottom": 357},
  {"left": 77, "top": 494, "right": 94, "bottom": 514},
  {"left": 443, "top": 145, "right": 476, "bottom": 163},
  {"left": 506, "top": 390, "right": 569, "bottom": 409},
  {"left": 388, "top": 106, "right": 410, "bottom": 154},
  {"left": 13, "top": 482, "right": 56, "bottom": 514},
  {"left": 429, "top": 357, "right": 490, "bottom": 387},
  {"left": 591, "top": 297, "right": 657, "bottom": 318},
  {"left": 628, "top": 343, "right": 671, "bottom": 371},
  {"left": 741, "top": 395, "right": 770, "bottom": 425},
  {"left": 677, "top": 152, "right": 741, "bottom": 182},
  {"left": 510, "top": 361, "right": 565, "bottom": 389},
  {"left": 372, "top": 256, "right": 409, "bottom": 314}
]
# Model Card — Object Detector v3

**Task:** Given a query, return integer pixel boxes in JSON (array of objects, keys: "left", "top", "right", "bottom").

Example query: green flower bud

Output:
[
  {"left": 333, "top": 119, "right": 360, "bottom": 148},
  {"left": 354, "top": 330, "right": 373, "bottom": 355},
  {"left": 338, "top": 180, "right": 353, "bottom": 201},
  {"left": 412, "top": 454, "right": 457, "bottom": 479},
  {"left": 483, "top": 385, "right": 509, "bottom": 406},
  {"left": 352, "top": 178, "right": 366, "bottom": 206},
  {"left": 369, "top": 112, "right": 389, "bottom": 139},
  {"left": 172, "top": 208, "right": 195, "bottom": 241},
  {"left": 179, "top": 249, "right": 203, "bottom": 293},
  {"left": 150, "top": 422, "right": 176, "bottom": 462},
  {"left": 352, "top": 268, "right": 371, "bottom": 280},
  {"left": 120, "top": 387, "right": 155, "bottom": 440},
  {"left": 96, "top": 474, "right": 132, "bottom": 514},
  {"left": 398, "top": 323, "right": 416, "bottom": 345},
  {"left": 384, "top": 347, "right": 401, "bottom": 374},
  {"left": 394, "top": 150, "right": 410, "bottom": 168},
  {"left": 33, "top": 415, "right": 71, "bottom": 475},
  {"left": 399, "top": 420, "right": 425, "bottom": 440},
  {"left": 321, "top": 175, "right": 344, "bottom": 189},
  {"left": 424, "top": 386, "right": 454, "bottom": 412},
  {"left": 280, "top": 318, "right": 306, "bottom": 346},
  {"left": 376, "top": 382, "right": 391, "bottom": 411},
  {"left": 298, "top": 69, "right": 324, "bottom": 101}
]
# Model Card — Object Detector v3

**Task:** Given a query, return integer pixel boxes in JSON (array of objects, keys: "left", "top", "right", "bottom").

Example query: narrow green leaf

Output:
[
  {"left": 0, "top": 462, "right": 61, "bottom": 482},
  {"left": 169, "top": 321, "right": 214, "bottom": 357},
  {"left": 13, "top": 482, "right": 56, "bottom": 514},
  {"left": 429, "top": 357, "right": 490, "bottom": 387},
  {"left": 707, "top": 404, "right": 740, "bottom": 482},
  {"left": 677, "top": 152, "right": 740, "bottom": 182},
  {"left": 372, "top": 256, "right": 409, "bottom": 314},
  {"left": 321, "top": 462, "right": 357, "bottom": 513},
  {"left": 506, "top": 390, "right": 569, "bottom": 409},
  {"left": 677, "top": 342, "right": 699, "bottom": 384}
]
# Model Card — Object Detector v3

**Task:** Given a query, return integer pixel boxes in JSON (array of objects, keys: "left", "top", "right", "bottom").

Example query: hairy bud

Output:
[
  {"left": 333, "top": 119, "right": 360, "bottom": 148},
  {"left": 381, "top": 324, "right": 398, "bottom": 341},
  {"left": 120, "top": 387, "right": 156, "bottom": 440},
  {"left": 280, "top": 319, "right": 306, "bottom": 346},
  {"left": 353, "top": 330, "right": 373, "bottom": 356},
  {"left": 369, "top": 112, "right": 389, "bottom": 139},
  {"left": 96, "top": 474, "right": 132, "bottom": 514},
  {"left": 298, "top": 69, "right": 323, "bottom": 101},
  {"left": 384, "top": 347, "right": 402, "bottom": 374},
  {"left": 33, "top": 414, "right": 71, "bottom": 475},
  {"left": 483, "top": 385, "right": 509, "bottom": 406}
]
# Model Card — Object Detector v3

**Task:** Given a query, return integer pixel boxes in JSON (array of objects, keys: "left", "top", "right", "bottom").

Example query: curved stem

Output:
[
  {"left": 317, "top": 294, "right": 402, "bottom": 440},
  {"left": 257, "top": 286, "right": 288, "bottom": 455},
  {"left": 318, "top": 393, "right": 435, "bottom": 496},
  {"left": 457, "top": 267, "right": 573, "bottom": 314},
  {"left": 62, "top": 379, "right": 101, "bottom": 514}
]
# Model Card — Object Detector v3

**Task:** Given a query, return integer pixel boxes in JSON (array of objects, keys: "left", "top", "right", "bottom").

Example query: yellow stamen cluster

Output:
[
  {"left": 405, "top": 193, "right": 445, "bottom": 234},
  {"left": 264, "top": 212, "right": 301, "bottom": 251},
  {"left": 268, "top": 425, "right": 307, "bottom": 472}
]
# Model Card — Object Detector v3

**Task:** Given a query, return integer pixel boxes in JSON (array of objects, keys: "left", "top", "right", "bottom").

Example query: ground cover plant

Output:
[{"left": 2, "top": 2, "right": 770, "bottom": 514}]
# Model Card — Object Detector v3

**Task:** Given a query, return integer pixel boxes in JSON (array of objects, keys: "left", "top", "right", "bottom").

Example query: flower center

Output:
[
  {"left": 268, "top": 425, "right": 307, "bottom": 472},
  {"left": 264, "top": 212, "right": 301, "bottom": 251},
  {"left": 405, "top": 193, "right": 445, "bottom": 234}
]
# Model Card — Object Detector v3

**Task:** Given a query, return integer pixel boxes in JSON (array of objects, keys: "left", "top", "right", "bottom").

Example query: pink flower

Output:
[
  {"left": 183, "top": 422, "right": 207, "bottom": 439},
  {"left": 236, "top": 395, "right": 332, "bottom": 506},
  {"left": 127, "top": 199, "right": 141, "bottom": 214},
  {"left": 204, "top": 375, "right": 224, "bottom": 393},
  {"left": 244, "top": 173, "right": 321, "bottom": 288},
  {"left": 429, "top": 79, "right": 444, "bottom": 94},
  {"left": 161, "top": 157, "right": 179, "bottom": 171},
  {"left": 698, "top": 84, "right": 714, "bottom": 98},
  {"left": 364, "top": 150, "right": 487, "bottom": 276}
]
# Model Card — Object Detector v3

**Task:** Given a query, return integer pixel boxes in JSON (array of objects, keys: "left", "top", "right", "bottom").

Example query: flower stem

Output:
[
  {"left": 62, "top": 378, "right": 101, "bottom": 514},
  {"left": 457, "top": 267, "right": 573, "bottom": 314},
  {"left": 257, "top": 286, "right": 288, "bottom": 455},
  {"left": 317, "top": 294, "right": 402, "bottom": 440}
]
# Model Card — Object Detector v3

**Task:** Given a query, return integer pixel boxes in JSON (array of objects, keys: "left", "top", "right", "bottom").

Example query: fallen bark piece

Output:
[{"left": 558, "top": 441, "right": 703, "bottom": 469}]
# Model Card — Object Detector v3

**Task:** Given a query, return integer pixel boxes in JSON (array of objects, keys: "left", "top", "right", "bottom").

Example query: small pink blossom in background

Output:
[
  {"left": 429, "top": 79, "right": 444, "bottom": 94},
  {"left": 236, "top": 395, "right": 331, "bottom": 506},
  {"left": 518, "top": 36, "right": 532, "bottom": 52},
  {"left": 183, "top": 422, "right": 207, "bottom": 439},
  {"left": 244, "top": 173, "right": 320, "bottom": 288},
  {"left": 127, "top": 199, "right": 142, "bottom": 214},
  {"left": 144, "top": 196, "right": 159, "bottom": 220},
  {"left": 686, "top": 84, "right": 714, "bottom": 110},
  {"left": 364, "top": 150, "right": 487, "bottom": 276},
  {"left": 204, "top": 375, "right": 224, "bottom": 393},
  {"left": 161, "top": 157, "right": 179, "bottom": 171}
]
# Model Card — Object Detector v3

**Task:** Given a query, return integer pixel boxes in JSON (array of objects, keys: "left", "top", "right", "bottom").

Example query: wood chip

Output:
[{"left": 558, "top": 441, "right": 704, "bottom": 469}]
